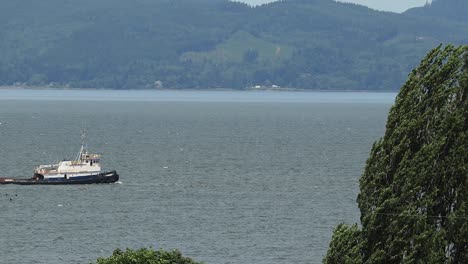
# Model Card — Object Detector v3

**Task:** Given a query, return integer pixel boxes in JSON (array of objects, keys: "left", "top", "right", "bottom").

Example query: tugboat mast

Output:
[{"left": 76, "top": 123, "right": 88, "bottom": 162}]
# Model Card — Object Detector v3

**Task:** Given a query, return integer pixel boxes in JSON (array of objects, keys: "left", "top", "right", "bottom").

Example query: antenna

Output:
[
  {"left": 81, "top": 121, "right": 88, "bottom": 153},
  {"left": 75, "top": 121, "right": 88, "bottom": 161}
]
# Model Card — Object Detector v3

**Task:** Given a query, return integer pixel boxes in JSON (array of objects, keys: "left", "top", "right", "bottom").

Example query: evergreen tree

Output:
[{"left": 324, "top": 45, "right": 468, "bottom": 263}]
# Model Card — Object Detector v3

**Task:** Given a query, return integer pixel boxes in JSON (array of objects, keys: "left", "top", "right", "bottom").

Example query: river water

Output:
[{"left": 0, "top": 89, "right": 395, "bottom": 264}]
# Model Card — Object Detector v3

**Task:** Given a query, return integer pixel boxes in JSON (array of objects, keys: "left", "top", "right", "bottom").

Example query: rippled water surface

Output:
[{"left": 0, "top": 90, "right": 395, "bottom": 263}]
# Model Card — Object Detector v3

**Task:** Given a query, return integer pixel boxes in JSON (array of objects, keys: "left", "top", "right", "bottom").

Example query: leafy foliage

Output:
[
  {"left": 0, "top": 0, "right": 467, "bottom": 89},
  {"left": 323, "top": 224, "right": 363, "bottom": 264},
  {"left": 92, "top": 248, "right": 203, "bottom": 264},
  {"left": 325, "top": 45, "right": 468, "bottom": 263}
]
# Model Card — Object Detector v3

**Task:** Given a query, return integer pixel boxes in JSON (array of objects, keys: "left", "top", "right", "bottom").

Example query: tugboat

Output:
[{"left": 0, "top": 131, "right": 119, "bottom": 185}]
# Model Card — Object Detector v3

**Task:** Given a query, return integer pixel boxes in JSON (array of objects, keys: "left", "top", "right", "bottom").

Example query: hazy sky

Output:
[{"left": 240, "top": 0, "right": 432, "bottom": 13}]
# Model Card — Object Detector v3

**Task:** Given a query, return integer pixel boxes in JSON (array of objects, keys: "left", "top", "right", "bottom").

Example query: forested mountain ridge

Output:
[
  {"left": 405, "top": 0, "right": 468, "bottom": 24},
  {"left": 0, "top": 0, "right": 467, "bottom": 90}
]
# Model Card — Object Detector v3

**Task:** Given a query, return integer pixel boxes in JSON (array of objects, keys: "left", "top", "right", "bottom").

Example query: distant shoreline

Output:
[{"left": 0, "top": 86, "right": 397, "bottom": 93}]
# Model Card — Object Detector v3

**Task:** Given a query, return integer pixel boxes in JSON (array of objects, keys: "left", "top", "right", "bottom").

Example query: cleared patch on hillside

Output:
[{"left": 180, "top": 31, "right": 294, "bottom": 65}]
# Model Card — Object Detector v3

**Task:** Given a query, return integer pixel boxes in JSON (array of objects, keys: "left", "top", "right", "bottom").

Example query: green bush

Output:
[{"left": 93, "top": 248, "right": 203, "bottom": 264}]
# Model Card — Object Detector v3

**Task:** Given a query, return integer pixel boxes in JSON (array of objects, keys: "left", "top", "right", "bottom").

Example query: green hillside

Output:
[
  {"left": 405, "top": 0, "right": 468, "bottom": 24},
  {"left": 0, "top": 0, "right": 467, "bottom": 90}
]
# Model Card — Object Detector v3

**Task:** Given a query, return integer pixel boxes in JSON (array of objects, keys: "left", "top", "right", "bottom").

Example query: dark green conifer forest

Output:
[
  {"left": 0, "top": 0, "right": 467, "bottom": 89},
  {"left": 324, "top": 45, "right": 467, "bottom": 263}
]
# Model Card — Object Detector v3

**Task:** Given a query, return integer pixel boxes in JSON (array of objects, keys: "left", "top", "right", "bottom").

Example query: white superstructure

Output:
[{"left": 34, "top": 129, "right": 102, "bottom": 180}]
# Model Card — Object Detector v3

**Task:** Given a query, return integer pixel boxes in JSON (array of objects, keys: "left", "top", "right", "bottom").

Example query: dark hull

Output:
[{"left": 0, "top": 171, "right": 119, "bottom": 185}]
